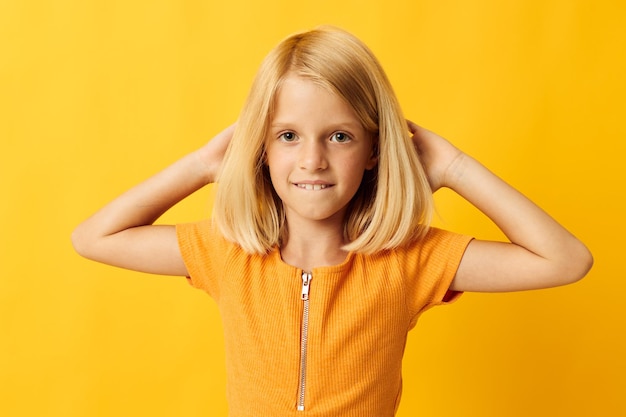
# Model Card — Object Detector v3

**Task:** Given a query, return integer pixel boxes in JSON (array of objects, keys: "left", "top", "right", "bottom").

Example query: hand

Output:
[
  {"left": 198, "top": 123, "right": 236, "bottom": 184},
  {"left": 407, "top": 120, "right": 463, "bottom": 192}
]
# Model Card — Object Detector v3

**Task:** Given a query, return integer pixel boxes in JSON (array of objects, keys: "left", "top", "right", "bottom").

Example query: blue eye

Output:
[
  {"left": 331, "top": 132, "right": 350, "bottom": 143},
  {"left": 280, "top": 132, "right": 297, "bottom": 142}
]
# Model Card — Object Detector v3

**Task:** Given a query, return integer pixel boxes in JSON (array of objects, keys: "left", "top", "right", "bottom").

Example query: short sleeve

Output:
[
  {"left": 176, "top": 219, "right": 230, "bottom": 300},
  {"left": 397, "top": 228, "right": 473, "bottom": 328}
]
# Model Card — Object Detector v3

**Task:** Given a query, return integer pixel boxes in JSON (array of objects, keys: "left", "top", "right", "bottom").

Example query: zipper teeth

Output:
[
  {"left": 298, "top": 298, "right": 309, "bottom": 409},
  {"left": 297, "top": 272, "right": 311, "bottom": 411}
]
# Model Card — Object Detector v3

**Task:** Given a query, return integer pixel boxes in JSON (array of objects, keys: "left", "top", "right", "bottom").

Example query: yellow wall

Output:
[{"left": 1, "top": 1, "right": 624, "bottom": 416}]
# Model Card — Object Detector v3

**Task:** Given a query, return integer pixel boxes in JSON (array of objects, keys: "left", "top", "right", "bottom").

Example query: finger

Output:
[{"left": 406, "top": 119, "right": 419, "bottom": 134}]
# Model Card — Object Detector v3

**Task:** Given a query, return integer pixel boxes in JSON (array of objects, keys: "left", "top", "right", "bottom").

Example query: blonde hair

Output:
[{"left": 214, "top": 26, "right": 433, "bottom": 254}]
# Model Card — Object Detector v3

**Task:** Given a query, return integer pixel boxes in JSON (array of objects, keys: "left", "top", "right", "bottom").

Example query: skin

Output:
[{"left": 71, "top": 79, "right": 593, "bottom": 292}]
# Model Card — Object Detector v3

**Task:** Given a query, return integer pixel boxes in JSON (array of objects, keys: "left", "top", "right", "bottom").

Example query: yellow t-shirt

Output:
[{"left": 177, "top": 220, "right": 472, "bottom": 417}]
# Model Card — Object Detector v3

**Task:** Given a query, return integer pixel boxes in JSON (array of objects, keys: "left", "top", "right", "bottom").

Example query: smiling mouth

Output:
[{"left": 295, "top": 183, "right": 331, "bottom": 191}]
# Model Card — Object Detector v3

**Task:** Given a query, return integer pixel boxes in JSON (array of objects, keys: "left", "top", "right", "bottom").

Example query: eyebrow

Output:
[{"left": 270, "top": 121, "right": 363, "bottom": 130}]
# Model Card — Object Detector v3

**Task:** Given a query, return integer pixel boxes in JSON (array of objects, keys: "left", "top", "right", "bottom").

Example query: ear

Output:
[
  {"left": 365, "top": 154, "right": 378, "bottom": 170},
  {"left": 365, "top": 138, "right": 378, "bottom": 170}
]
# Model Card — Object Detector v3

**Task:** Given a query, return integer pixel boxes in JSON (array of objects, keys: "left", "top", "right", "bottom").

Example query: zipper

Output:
[{"left": 297, "top": 271, "right": 312, "bottom": 411}]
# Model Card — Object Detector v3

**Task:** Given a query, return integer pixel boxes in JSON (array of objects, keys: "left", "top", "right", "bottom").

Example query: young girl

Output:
[{"left": 72, "top": 26, "right": 592, "bottom": 416}]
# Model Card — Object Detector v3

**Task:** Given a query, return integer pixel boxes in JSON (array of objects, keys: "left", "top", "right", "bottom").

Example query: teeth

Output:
[{"left": 297, "top": 183, "right": 328, "bottom": 190}]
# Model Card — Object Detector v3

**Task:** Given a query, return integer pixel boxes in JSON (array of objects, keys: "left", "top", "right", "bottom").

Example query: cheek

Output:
[
  {"left": 265, "top": 158, "right": 288, "bottom": 192},
  {"left": 342, "top": 161, "right": 368, "bottom": 189},
  {"left": 264, "top": 150, "right": 280, "bottom": 175}
]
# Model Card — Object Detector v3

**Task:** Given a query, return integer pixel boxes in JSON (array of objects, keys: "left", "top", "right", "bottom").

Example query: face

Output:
[{"left": 265, "top": 74, "right": 377, "bottom": 228}]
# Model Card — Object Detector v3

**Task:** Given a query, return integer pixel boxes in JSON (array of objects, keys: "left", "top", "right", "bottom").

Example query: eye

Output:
[
  {"left": 279, "top": 132, "right": 297, "bottom": 142},
  {"left": 330, "top": 132, "right": 351, "bottom": 143}
]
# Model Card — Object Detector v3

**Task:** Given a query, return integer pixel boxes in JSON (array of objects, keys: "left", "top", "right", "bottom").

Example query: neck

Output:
[{"left": 280, "top": 218, "right": 348, "bottom": 272}]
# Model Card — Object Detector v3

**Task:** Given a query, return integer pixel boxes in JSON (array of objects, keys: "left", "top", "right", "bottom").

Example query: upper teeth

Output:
[{"left": 297, "top": 184, "right": 328, "bottom": 190}]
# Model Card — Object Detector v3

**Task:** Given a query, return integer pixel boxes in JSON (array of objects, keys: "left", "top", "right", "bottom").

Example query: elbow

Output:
[
  {"left": 71, "top": 227, "right": 87, "bottom": 258},
  {"left": 71, "top": 224, "right": 96, "bottom": 260},
  {"left": 561, "top": 243, "right": 594, "bottom": 286},
  {"left": 577, "top": 245, "right": 594, "bottom": 281}
]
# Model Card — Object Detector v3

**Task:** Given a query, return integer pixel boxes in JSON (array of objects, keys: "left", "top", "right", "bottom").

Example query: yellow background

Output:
[{"left": 1, "top": 0, "right": 624, "bottom": 416}]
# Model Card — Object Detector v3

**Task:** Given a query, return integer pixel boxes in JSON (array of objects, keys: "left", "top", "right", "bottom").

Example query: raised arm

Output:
[
  {"left": 71, "top": 124, "right": 235, "bottom": 276},
  {"left": 408, "top": 121, "right": 593, "bottom": 292}
]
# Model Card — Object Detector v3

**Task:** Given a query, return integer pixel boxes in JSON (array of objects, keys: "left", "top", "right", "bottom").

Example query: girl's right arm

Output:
[{"left": 71, "top": 124, "right": 235, "bottom": 276}]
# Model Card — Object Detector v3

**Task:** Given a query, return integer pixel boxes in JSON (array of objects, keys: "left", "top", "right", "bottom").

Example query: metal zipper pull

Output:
[{"left": 301, "top": 271, "right": 311, "bottom": 300}]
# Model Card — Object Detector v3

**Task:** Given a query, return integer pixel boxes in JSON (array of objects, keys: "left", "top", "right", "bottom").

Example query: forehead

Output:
[{"left": 270, "top": 75, "right": 363, "bottom": 130}]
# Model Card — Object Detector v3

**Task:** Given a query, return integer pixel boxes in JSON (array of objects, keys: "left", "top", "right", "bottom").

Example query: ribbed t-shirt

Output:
[{"left": 177, "top": 219, "right": 472, "bottom": 417}]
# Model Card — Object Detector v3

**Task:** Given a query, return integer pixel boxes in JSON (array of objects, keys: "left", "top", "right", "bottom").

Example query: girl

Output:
[{"left": 72, "top": 27, "right": 592, "bottom": 416}]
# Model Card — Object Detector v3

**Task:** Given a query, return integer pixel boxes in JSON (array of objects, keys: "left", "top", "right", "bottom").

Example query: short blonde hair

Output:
[{"left": 214, "top": 26, "right": 433, "bottom": 254}]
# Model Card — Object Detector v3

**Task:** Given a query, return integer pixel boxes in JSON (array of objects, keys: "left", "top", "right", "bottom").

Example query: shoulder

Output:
[
  {"left": 395, "top": 227, "right": 473, "bottom": 265},
  {"left": 177, "top": 219, "right": 229, "bottom": 256},
  {"left": 176, "top": 218, "right": 260, "bottom": 265},
  {"left": 176, "top": 218, "right": 278, "bottom": 277},
  {"left": 176, "top": 219, "right": 247, "bottom": 295},
  {"left": 359, "top": 228, "right": 472, "bottom": 280},
  {"left": 393, "top": 228, "right": 473, "bottom": 323},
  {"left": 388, "top": 227, "right": 473, "bottom": 295}
]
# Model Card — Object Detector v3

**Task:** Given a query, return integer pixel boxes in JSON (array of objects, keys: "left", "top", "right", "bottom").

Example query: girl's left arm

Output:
[{"left": 409, "top": 121, "right": 593, "bottom": 292}]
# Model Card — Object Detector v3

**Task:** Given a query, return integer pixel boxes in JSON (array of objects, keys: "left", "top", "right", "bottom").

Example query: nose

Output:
[{"left": 298, "top": 139, "right": 328, "bottom": 171}]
